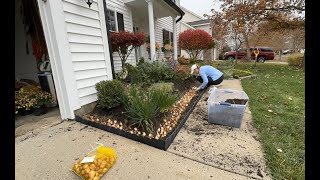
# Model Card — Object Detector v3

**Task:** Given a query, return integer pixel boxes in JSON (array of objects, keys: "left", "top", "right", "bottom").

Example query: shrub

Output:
[
  {"left": 125, "top": 61, "right": 176, "bottom": 85},
  {"left": 95, "top": 80, "right": 125, "bottom": 109},
  {"left": 137, "top": 57, "right": 145, "bottom": 66},
  {"left": 148, "top": 82, "right": 174, "bottom": 93},
  {"left": 174, "top": 64, "right": 191, "bottom": 80},
  {"left": 124, "top": 63, "right": 147, "bottom": 84},
  {"left": 288, "top": 53, "right": 304, "bottom": 67},
  {"left": 137, "top": 61, "right": 175, "bottom": 83},
  {"left": 179, "top": 29, "right": 215, "bottom": 62},
  {"left": 177, "top": 56, "right": 190, "bottom": 65},
  {"left": 110, "top": 31, "right": 145, "bottom": 68}
]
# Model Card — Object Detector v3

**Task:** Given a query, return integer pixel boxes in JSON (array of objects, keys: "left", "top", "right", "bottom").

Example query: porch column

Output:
[
  {"left": 146, "top": 0, "right": 156, "bottom": 61},
  {"left": 172, "top": 16, "right": 178, "bottom": 61}
]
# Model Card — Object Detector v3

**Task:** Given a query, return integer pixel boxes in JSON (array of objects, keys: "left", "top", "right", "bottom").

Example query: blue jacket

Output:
[{"left": 198, "top": 65, "right": 223, "bottom": 89}]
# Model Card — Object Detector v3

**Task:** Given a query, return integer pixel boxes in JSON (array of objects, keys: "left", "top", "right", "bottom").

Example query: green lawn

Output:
[{"left": 237, "top": 63, "right": 305, "bottom": 179}]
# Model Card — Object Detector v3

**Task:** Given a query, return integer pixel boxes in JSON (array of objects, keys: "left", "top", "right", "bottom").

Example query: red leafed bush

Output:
[
  {"left": 179, "top": 29, "right": 215, "bottom": 62},
  {"left": 111, "top": 31, "right": 145, "bottom": 68}
]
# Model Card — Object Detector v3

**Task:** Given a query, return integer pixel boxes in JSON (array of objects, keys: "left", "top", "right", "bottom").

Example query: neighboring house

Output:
[
  {"left": 15, "top": 0, "right": 185, "bottom": 120},
  {"left": 179, "top": 6, "right": 219, "bottom": 61}
]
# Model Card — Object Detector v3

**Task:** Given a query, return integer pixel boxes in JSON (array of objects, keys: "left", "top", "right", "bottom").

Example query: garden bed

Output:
[{"left": 75, "top": 78, "right": 206, "bottom": 150}]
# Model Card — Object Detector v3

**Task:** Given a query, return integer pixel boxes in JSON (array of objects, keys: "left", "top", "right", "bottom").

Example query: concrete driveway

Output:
[{"left": 15, "top": 80, "right": 271, "bottom": 180}]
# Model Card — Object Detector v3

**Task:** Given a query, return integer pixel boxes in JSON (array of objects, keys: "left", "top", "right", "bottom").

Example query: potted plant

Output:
[
  {"left": 15, "top": 86, "right": 40, "bottom": 116},
  {"left": 33, "top": 91, "right": 53, "bottom": 116},
  {"left": 162, "top": 39, "right": 172, "bottom": 60}
]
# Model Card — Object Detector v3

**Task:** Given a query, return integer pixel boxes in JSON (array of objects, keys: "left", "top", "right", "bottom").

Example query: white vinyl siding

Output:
[
  {"left": 106, "top": 0, "right": 135, "bottom": 72},
  {"left": 62, "top": 0, "right": 112, "bottom": 106},
  {"left": 154, "top": 17, "right": 181, "bottom": 60}
]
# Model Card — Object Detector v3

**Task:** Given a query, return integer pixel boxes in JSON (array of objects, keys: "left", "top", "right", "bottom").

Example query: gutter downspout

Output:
[
  {"left": 162, "top": 0, "right": 185, "bottom": 23},
  {"left": 176, "top": 13, "right": 183, "bottom": 23}
]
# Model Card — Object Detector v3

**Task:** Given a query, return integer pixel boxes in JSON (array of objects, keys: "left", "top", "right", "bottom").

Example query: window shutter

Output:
[{"left": 117, "top": 12, "right": 124, "bottom": 31}]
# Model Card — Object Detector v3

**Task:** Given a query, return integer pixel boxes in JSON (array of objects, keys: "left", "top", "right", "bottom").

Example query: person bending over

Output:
[{"left": 190, "top": 64, "right": 224, "bottom": 91}]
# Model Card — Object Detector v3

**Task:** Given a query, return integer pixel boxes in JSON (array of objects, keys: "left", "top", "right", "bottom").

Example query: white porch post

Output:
[
  {"left": 146, "top": 0, "right": 156, "bottom": 61},
  {"left": 172, "top": 16, "right": 178, "bottom": 61}
]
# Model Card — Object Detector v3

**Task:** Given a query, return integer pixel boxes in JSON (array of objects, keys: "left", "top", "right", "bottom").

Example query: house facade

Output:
[
  {"left": 179, "top": 6, "right": 219, "bottom": 61},
  {"left": 15, "top": 0, "right": 184, "bottom": 120}
]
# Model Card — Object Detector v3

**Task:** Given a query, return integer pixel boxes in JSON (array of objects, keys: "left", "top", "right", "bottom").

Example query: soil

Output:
[
  {"left": 225, "top": 98, "right": 248, "bottom": 105},
  {"left": 82, "top": 78, "right": 201, "bottom": 136},
  {"left": 167, "top": 80, "right": 271, "bottom": 179}
]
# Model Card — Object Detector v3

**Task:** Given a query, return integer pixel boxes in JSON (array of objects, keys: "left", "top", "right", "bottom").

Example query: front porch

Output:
[{"left": 124, "top": 0, "right": 184, "bottom": 62}]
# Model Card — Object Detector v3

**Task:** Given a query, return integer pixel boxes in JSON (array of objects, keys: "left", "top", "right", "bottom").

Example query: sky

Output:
[{"left": 180, "top": 0, "right": 221, "bottom": 18}]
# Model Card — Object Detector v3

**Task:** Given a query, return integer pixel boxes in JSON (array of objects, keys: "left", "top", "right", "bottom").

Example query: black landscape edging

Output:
[{"left": 75, "top": 89, "right": 206, "bottom": 151}]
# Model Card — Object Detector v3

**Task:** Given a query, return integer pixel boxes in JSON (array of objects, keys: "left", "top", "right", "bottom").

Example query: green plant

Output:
[
  {"left": 33, "top": 91, "right": 53, "bottom": 109},
  {"left": 137, "top": 57, "right": 145, "bottom": 66},
  {"left": 287, "top": 53, "right": 304, "bottom": 67},
  {"left": 124, "top": 86, "right": 158, "bottom": 133},
  {"left": 138, "top": 61, "right": 175, "bottom": 83},
  {"left": 124, "top": 85, "right": 178, "bottom": 133},
  {"left": 148, "top": 82, "right": 174, "bottom": 93},
  {"left": 95, "top": 80, "right": 125, "bottom": 109},
  {"left": 150, "top": 89, "right": 178, "bottom": 113},
  {"left": 125, "top": 63, "right": 149, "bottom": 85}
]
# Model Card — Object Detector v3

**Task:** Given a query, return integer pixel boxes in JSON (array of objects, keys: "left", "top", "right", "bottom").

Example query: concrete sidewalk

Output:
[
  {"left": 16, "top": 121, "right": 251, "bottom": 180},
  {"left": 15, "top": 80, "right": 270, "bottom": 180}
]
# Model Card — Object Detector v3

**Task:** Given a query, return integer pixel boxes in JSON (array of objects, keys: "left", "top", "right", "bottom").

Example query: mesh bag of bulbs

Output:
[{"left": 71, "top": 144, "right": 117, "bottom": 180}]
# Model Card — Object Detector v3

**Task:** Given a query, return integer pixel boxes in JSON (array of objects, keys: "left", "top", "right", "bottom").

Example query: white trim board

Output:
[
  {"left": 180, "top": 6, "right": 205, "bottom": 20},
  {"left": 37, "top": 0, "right": 81, "bottom": 120}
]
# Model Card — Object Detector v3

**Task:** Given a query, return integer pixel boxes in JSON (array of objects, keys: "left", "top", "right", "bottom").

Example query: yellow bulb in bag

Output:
[{"left": 71, "top": 145, "right": 117, "bottom": 180}]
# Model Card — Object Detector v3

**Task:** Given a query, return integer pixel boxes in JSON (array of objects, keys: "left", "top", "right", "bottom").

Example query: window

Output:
[
  {"left": 260, "top": 48, "right": 274, "bottom": 52},
  {"left": 106, "top": 9, "right": 124, "bottom": 32},
  {"left": 162, "top": 29, "right": 174, "bottom": 45},
  {"left": 106, "top": 9, "right": 116, "bottom": 31}
]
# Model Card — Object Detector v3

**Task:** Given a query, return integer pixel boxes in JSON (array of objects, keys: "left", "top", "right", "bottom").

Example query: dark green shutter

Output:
[{"left": 117, "top": 12, "right": 124, "bottom": 31}]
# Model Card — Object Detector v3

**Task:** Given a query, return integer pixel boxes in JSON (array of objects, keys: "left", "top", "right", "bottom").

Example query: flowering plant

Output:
[
  {"left": 164, "top": 44, "right": 173, "bottom": 51},
  {"left": 33, "top": 91, "right": 53, "bottom": 109},
  {"left": 15, "top": 86, "right": 39, "bottom": 114},
  {"left": 147, "top": 42, "right": 160, "bottom": 51},
  {"left": 15, "top": 86, "right": 53, "bottom": 114}
]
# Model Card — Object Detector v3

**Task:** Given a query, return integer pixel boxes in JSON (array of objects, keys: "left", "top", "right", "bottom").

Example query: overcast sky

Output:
[{"left": 180, "top": 0, "right": 221, "bottom": 18}]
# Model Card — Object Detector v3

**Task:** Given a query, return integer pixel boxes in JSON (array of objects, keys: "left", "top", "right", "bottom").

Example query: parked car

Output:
[
  {"left": 282, "top": 49, "right": 292, "bottom": 55},
  {"left": 223, "top": 47, "right": 275, "bottom": 62}
]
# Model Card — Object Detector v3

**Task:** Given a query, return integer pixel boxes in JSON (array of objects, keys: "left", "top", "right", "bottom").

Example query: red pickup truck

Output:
[{"left": 223, "top": 47, "right": 275, "bottom": 62}]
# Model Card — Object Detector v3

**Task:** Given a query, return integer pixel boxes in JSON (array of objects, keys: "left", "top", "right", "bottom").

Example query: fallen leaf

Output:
[
  {"left": 277, "top": 149, "right": 283, "bottom": 153},
  {"left": 288, "top": 97, "right": 293, "bottom": 100},
  {"left": 268, "top": 109, "right": 273, "bottom": 112}
]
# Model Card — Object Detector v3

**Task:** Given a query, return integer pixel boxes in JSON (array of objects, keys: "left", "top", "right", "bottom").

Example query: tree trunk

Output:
[
  {"left": 243, "top": 33, "right": 251, "bottom": 60},
  {"left": 302, "top": 53, "right": 305, "bottom": 71}
]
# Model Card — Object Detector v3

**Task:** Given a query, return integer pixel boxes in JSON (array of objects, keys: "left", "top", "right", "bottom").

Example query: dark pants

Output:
[{"left": 196, "top": 75, "right": 224, "bottom": 86}]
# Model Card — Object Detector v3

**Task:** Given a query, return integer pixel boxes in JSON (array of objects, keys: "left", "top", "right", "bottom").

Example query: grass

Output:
[{"left": 237, "top": 63, "right": 305, "bottom": 179}]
